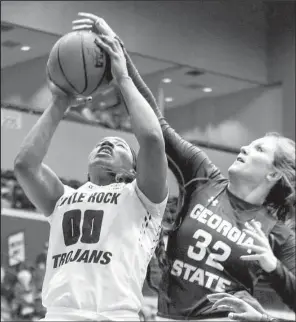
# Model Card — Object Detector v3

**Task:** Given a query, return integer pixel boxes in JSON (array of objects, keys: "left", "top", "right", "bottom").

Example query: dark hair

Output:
[{"left": 129, "top": 146, "right": 137, "bottom": 171}]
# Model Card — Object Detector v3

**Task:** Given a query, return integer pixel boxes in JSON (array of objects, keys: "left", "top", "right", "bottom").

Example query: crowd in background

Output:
[{"left": 1, "top": 251, "right": 47, "bottom": 321}]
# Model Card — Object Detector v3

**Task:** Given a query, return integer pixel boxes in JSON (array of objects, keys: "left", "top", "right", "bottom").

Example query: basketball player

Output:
[
  {"left": 126, "top": 63, "right": 296, "bottom": 320},
  {"left": 72, "top": 13, "right": 296, "bottom": 320},
  {"left": 126, "top": 58, "right": 296, "bottom": 320},
  {"left": 14, "top": 34, "right": 168, "bottom": 321}
]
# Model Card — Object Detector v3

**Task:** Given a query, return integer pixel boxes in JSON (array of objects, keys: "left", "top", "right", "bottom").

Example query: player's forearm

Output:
[
  {"left": 260, "top": 314, "right": 291, "bottom": 322},
  {"left": 117, "top": 76, "right": 164, "bottom": 145},
  {"left": 267, "top": 260, "right": 296, "bottom": 312},
  {"left": 14, "top": 100, "right": 67, "bottom": 169},
  {"left": 124, "top": 50, "right": 202, "bottom": 181},
  {"left": 123, "top": 48, "right": 163, "bottom": 120}
]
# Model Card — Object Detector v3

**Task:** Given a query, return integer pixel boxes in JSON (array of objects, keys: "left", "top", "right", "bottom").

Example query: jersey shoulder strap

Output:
[{"left": 48, "top": 185, "right": 76, "bottom": 222}]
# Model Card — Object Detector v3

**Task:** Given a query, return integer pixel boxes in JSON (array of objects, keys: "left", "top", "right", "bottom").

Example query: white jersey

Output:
[{"left": 42, "top": 180, "right": 168, "bottom": 321}]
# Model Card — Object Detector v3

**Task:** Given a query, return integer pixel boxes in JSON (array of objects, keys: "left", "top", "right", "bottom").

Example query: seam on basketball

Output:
[
  {"left": 80, "top": 33, "right": 88, "bottom": 95},
  {"left": 57, "top": 38, "right": 80, "bottom": 94},
  {"left": 46, "top": 65, "right": 68, "bottom": 94},
  {"left": 91, "top": 47, "right": 109, "bottom": 96}
]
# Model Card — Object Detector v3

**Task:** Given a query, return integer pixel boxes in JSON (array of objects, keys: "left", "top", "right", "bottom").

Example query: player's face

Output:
[
  {"left": 88, "top": 137, "right": 134, "bottom": 173},
  {"left": 228, "top": 136, "right": 278, "bottom": 183}
]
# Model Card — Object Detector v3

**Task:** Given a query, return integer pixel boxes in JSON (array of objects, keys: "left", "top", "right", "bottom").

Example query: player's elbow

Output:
[
  {"left": 143, "top": 127, "right": 164, "bottom": 147},
  {"left": 14, "top": 156, "right": 26, "bottom": 172},
  {"left": 141, "top": 129, "right": 165, "bottom": 151},
  {"left": 14, "top": 156, "right": 34, "bottom": 176}
]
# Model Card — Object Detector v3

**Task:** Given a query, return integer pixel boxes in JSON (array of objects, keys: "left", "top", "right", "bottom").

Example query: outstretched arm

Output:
[
  {"left": 268, "top": 260, "right": 296, "bottom": 312},
  {"left": 14, "top": 83, "right": 88, "bottom": 216},
  {"left": 96, "top": 35, "right": 168, "bottom": 203},
  {"left": 123, "top": 52, "right": 216, "bottom": 185},
  {"left": 268, "top": 231, "right": 296, "bottom": 312}
]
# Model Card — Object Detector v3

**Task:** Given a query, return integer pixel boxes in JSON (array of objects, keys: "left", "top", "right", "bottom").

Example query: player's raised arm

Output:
[
  {"left": 123, "top": 52, "right": 214, "bottom": 185},
  {"left": 95, "top": 35, "right": 168, "bottom": 203},
  {"left": 14, "top": 82, "right": 90, "bottom": 216},
  {"left": 72, "top": 14, "right": 220, "bottom": 187}
]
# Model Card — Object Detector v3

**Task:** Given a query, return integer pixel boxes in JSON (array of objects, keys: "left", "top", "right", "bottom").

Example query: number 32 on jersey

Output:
[
  {"left": 188, "top": 229, "right": 231, "bottom": 271},
  {"left": 171, "top": 229, "right": 233, "bottom": 292}
]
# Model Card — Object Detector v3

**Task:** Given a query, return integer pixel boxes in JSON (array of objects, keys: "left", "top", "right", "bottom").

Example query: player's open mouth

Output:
[
  {"left": 236, "top": 157, "right": 245, "bottom": 163},
  {"left": 97, "top": 147, "right": 113, "bottom": 156}
]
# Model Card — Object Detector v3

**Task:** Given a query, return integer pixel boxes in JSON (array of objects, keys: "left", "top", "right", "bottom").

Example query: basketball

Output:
[{"left": 47, "top": 31, "right": 109, "bottom": 96}]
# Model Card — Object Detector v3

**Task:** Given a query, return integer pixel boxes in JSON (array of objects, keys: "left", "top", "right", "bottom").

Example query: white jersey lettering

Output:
[{"left": 42, "top": 180, "right": 168, "bottom": 320}]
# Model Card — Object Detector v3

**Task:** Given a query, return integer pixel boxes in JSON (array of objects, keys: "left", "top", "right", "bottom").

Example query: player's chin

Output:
[
  {"left": 91, "top": 156, "right": 114, "bottom": 168},
  {"left": 228, "top": 163, "right": 238, "bottom": 174},
  {"left": 228, "top": 160, "right": 245, "bottom": 172}
]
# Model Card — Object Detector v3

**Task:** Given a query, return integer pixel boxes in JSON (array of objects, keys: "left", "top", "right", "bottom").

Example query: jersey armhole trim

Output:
[{"left": 47, "top": 185, "right": 75, "bottom": 222}]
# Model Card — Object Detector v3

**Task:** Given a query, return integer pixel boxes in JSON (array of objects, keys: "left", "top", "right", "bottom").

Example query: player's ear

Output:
[{"left": 266, "top": 170, "right": 281, "bottom": 183}]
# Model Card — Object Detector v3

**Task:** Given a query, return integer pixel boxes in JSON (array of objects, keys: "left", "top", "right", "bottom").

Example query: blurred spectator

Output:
[
  {"left": 1, "top": 179, "right": 15, "bottom": 208},
  {"left": 0, "top": 262, "right": 47, "bottom": 320},
  {"left": 12, "top": 183, "right": 36, "bottom": 211},
  {"left": 1, "top": 295, "right": 12, "bottom": 321},
  {"left": 12, "top": 264, "right": 35, "bottom": 320},
  {"left": 35, "top": 242, "right": 48, "bottom": 268},
  {"left": 34, "top": 242, "right": 48, "bottom": 296},
  {"left": 1, "top": 266, "right": 16, "bottom": 321}
]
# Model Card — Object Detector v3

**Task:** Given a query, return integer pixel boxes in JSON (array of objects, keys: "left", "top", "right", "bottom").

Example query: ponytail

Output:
[{"left": 264, "top": 133, "right": 295, "bottom": 228}]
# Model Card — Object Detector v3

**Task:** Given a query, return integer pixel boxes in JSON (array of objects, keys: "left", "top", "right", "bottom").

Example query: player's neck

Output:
[
  {"left": 227, "top": 180, "right": 268, "bottom": 206},
  {"left": 89, "top": 172, "right": 115, "bottom": 186}
]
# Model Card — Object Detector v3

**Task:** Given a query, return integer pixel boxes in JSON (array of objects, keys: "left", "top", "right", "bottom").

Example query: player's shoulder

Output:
[
  {"left": 114, "top": 179, "right": 140, "bottom": 196},
  {"left": 63, "top": 184, "right": 77, "bottom": 194},
  {"left": 190, "top": 177, "right": 228, "bottom": 197},
  {"left": 271, "top": 220, "right": 294, "bottom": 245},
  {"left": 77, "top": 181, "right": 127, "bottom": 192}
]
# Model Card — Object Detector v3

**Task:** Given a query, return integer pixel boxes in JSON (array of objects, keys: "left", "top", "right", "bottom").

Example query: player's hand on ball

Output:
[
  {"left": 47, "top": 78, "right": 92, "bottom": 110},
  {"left": 94, "top": 35, "right": 128, "bottom": 83},
  {"left": 72, "top": 13, "right": 118, "bottom": 40},
  {"left": 240, "top": 220, "right": 277, "bottom": 273},
  {"left": 207, "top": 293, "right": 265, "bottom": 321}
]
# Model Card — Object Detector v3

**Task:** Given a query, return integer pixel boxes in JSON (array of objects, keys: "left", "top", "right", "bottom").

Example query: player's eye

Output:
[{"left": 256, "top": 145, "right": 264, "bottom": 152}]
